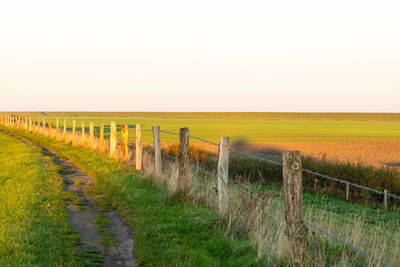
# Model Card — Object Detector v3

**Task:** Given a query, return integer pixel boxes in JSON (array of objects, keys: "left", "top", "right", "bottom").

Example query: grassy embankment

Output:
[
  {"left": 0, "top": 132, "right": 84, "bottom": 266},
  {"left": 1, "top": 126, "right": 269, "bottom": 266},
  {"left": 2, "top": 125, "right": 400, "bottom": 266}
]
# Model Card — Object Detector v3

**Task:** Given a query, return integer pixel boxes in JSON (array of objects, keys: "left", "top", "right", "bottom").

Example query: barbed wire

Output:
[
  {"left": 159, "top": 130, "right": 180, "bottom": 136},
  {"left": 185, "top": 135, "right": 400, "bottom": 201},
  {"left": 189, "top": 135, "right": 219, "bottom": 146},
  {"left": 302, "top": 169, "right": 400, "bottom": 201},
  {"left": 168, "top": 151, "right": 392, "bottom": 267}
]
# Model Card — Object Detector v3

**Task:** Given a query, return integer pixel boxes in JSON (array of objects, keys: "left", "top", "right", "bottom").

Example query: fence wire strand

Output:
[
  {"left": 156, "top": 131, "right": 400, "bottom": 201},
  {"left": 158, "top": 150, "right": 392, "bottom": 267}
]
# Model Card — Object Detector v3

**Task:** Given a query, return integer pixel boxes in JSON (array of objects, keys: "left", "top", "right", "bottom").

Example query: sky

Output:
[{"left": 0, "top": 0, "right": 399, "bottom": 112}]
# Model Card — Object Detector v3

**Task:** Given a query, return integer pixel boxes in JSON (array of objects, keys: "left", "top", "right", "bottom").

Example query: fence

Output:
[{"left": 0, "top": 115, "right": 397, "bottom": 266}]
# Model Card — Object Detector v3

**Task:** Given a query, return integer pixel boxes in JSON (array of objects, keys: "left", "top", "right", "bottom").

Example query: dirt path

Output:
[{"left": 2, "top": 131, "right": 137, "bottom": 266}]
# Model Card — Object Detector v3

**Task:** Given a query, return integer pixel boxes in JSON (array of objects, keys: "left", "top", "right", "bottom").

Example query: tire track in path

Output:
[{"left": 2, "top": 130, "right": 137, "bottom": 267}]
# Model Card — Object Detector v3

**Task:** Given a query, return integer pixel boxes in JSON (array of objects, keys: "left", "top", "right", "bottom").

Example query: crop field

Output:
[{"left": 2, "top": 112, "right": 400, "bottom": 168}]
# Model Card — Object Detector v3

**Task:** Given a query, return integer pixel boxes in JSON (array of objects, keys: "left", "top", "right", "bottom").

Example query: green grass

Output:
[
  {"left": 0, "top": 132, "right": 85, "bottom": 266},
  {"left": 8, "top": 114, "right": 400, "bottom": 143},
  {"left": 2, "top": 127, "right": 269, "bottom": 266},
  {"left": 3, "top": 125, "right": 400, "bottom": 265},
  {"left": 3, "top": 112, "right": 400, "bottom": 142}
]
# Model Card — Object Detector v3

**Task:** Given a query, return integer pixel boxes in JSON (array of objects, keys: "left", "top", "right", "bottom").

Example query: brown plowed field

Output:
[
  {"left": 182, "top": 141, "right": 400, "bottom": 170},
  {"left": 231, "top": 141, "right": 400, "bottom": 169}
]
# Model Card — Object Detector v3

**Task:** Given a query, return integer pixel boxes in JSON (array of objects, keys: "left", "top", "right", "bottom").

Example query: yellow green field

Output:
[{"left": 2, "top": 112, "right": 400, "bottom": 143}]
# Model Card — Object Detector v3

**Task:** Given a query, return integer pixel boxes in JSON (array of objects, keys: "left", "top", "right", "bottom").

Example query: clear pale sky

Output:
[{"left": 1, "top": 0, "right": 399, "bottom": 112}]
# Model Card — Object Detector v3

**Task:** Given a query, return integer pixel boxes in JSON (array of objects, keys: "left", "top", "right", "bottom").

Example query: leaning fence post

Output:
[
  {"left": 282, "top": 151, "right": 308, "bottom": 266},
  {"left": 218, "top": 136, "right": 230, "bottom": 216},
  {"left": 109, "top": 121, "right": 117, "bottom": 157},
  {"left": 136, "top": 124, "right": 142, "bottom": 170},
  {"left": 99, "top": 123, "right": 105, "bottom": 152},
  {"left": 384, "top": 189, "right": 388, "bottom": 211},
  {"left": 121, "top": 124, "right": 128, "bottom": 160},
  {"left": 152, "top": 126, "right": 162, "bottom": 176},
  {"left": 89, "top": 122, "right": 94, "bottom": 146},
  {"left": 179, "top": 128, "right": 190, "bottom": 191}
]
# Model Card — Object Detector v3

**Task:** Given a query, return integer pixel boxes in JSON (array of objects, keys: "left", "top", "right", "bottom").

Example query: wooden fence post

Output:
[
  {"left": 48, "top": 120, "right": 52, "bottom": 137},
  {"left": 218, "top": 136, "right": 230, "bottom": 216},
  {"left": 121, "top": 124, "right": 128, "bottom": 160},
  {"left": 81, "top": 122, "right": 85, "bottom": 143},
  {"left": 55, "top": 118, "right": 59, "bottom": 137},
  {"left": 99, "top": 123, "right": 104, "bottom": 152},
  {"left": 109, "top": 121, "right": 116, "bottom": 157},
  {"left": 63, "top": 119, "right": 67, "bottom": 138},
  {"left": 152, "top": 126, "right": 162, "bottom": 176},
  {"left": 179, "top": 128, "right": 190, "bottom": 190},
  {"left": 42, "top": 118, "right": 46, "bottom": 134},
  {"left": 282, "top": 151, "right": 308, "bottom": 266},
  {"left": 136, "top": 124, "right": 142, "bottom": 170},
  {"left": 89, "top": 122, "right": 94, "bottom": 146},
  {"left": 71, "top": 120, "right": 75, "bottom": 141},
  {"left": 384, "top": 189, "right": 388, "bottom": 211},
  {"left": 346, "top": 184, "right": 350, "bottom": 201}
]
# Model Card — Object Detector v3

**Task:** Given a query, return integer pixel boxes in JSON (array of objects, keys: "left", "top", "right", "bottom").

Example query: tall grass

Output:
[{"left": 142, "top": 154, "right": 400, "bottom": 266}]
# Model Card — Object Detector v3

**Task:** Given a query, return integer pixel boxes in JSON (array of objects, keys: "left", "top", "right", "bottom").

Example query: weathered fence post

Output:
[
  {"left": 346, "top": 184, "right": 350, "bottom": 201},
  {"left": 136, "top": 124, "right": 142, "bottom": 170},
  {"left": 179, "top": 128, "right": 190, "bottom": 190},
  {"left": 282, "top": 151, "right": 308, "bottom": 266},
  {"left": 152, "top": 126, "right": 162, "bottom": 176},
  {"left": 109, "top": 121, "right": 117, "bottom": 157},
  {"left": 55, "top": 118, "right": 59, "bottom": 137},
  {"left": 72, "top": 120, "right": 76, "bottom": 141},
  {"left": 384, "top": 189, "right": 388, "bottom": 211},
  {"left": 99, "top": 123, "right": 104, "bottom": 152},
  {"left": 48, "top": 120, "right": 52, "bottom": 137},
  {"left": 81, "top": 122, "right": 85, "bottom": 144},
  {"left": 218, "top": 136, "right": 230, "bottom": 216},
  {"left": 313, "top": 179, "right": 318, "bottom": 192},
  {"left": 89, "top": 122, "right": 94, "bottom": 146},
  {"left": 63, "top": 119, "right": 67, "bottom": 138},
  {"left": 121, "top": 124, "right": 128, "bottom": 160},
  {"left": 42, "top": 118, "right": 46, "bottom": 134}
]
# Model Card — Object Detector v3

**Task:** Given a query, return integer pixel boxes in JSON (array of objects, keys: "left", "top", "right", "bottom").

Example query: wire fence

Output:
[
  {"left": 155, "top": 129, "right": 400, "bottom": 201},
  {"left": 159, "top": 148, "right": 393, "bottom": 267}
]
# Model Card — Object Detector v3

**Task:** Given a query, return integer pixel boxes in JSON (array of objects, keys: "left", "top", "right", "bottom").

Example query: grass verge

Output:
[
  {"left": 1, "top": 127, "right": 268, "bottom": 266},
  {"left": 0, "top": 131, "right": 84, "bottom": 266}
]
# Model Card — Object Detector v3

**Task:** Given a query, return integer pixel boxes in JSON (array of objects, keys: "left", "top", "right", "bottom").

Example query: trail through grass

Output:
[
  {"left": 0, "top": 132, "right": 84, "bottom": 266},
  {"left": 2, "top": 127, "right": 269, "bottom": 266}
]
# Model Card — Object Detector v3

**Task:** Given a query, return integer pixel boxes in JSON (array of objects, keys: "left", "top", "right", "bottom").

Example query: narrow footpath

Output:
[{"left": 2, "top": 130, "right": 137, "bottom": 266}]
